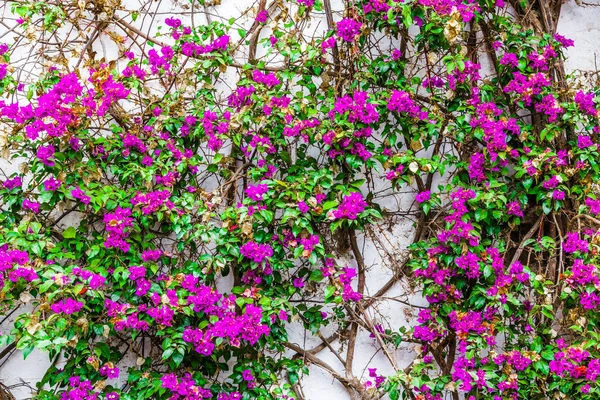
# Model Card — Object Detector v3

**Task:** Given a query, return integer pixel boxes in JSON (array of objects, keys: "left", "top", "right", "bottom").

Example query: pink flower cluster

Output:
[
  {"left": 564, "top": 232, "right": 589, "bottom": 254},
  {"left": 161, "top": 373, "right": 212, "bottom": 399},
  {"left": 336, "top": 18, "right": 362, "bottom": 42},
  {"left": 180, "top": 35, "right": 230, "bottom": 57},
  {"left": 130, "top": 190, "right": 173, "bottom": 214},
  {"left": 504, "top": 72, "right": 551, "bottom": 106},
  {"left": 103, "top": 207, "right": 134, "bottom": 253},
  {"left": 340, "top": 267, "right": 362, "bottom": 302},
  {"left": 0, "top": 73, "right": 83, "bottom": 139},
  {"left": 550, "top": 346, "right": 600, "bottom": 381},
  {"left": 387, "top": 90, "right": 429, "bottom": 120},
  {"left": 330, "top": 91, "right": 379, "bottom": 124},
  {"left": 245, "top": 184, "right": 268, "bottom": 201},
  {"left": 51, "top": 298, "right": 84, "bottom": 315},
  {"left": 417, "top": 0, "right": 479, "bottom": 21},
  {"left": 197, "top": 110, "right": 230, "bottom": 151},
  {"left": 228, "top": 86, "right": 255, "bottom": 110},
  {"left": 0, "top": 248, "right": 37, "bottom": 288},
  {"left": 182, "top": 303, "right": 269, "bottom": 355},
  {"left": 283, "top": 118, "right": 320, "bottom": 142},
  {"left": 61, "top": 377, "right": 115, "bottom": 400},
  {"left": 574, "top": 90, "right": 597, "bottom": 117},
  {"left": 72, "top": 267, "right": 106, "bottom": 289},
  {"left": 99, "top": 363, "right": 119, "bottom": 379},
  {"left": 332, "top": 192, "right": 368, "bottom": 220},
  {"left": 36, "top": 144, "right": 55, "bottom": 166},
  {"left": 252, "top": 70, "right": 280, "bottom": 87},
  {"left": 240, "top": 241, "right": 273, "bottom": 263},
  {"left": 72, "top": 187, "right": 91, "bottom": 205}
]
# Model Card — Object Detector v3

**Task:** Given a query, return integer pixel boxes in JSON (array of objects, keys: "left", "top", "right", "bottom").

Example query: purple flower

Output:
[
  {"left": 554, "top": 33, "right": 574, "bottom": 48},
  {"left": 242, "top": 370, "right": 254, "bottom": 381},
  {"left": 103, "top": 207, "right": 133, "bottom": 253},
  {"left": 577, "top": 135, "right": 594, "bottom": 149},
  {"left": 298, "top": 201, "right": 310, "bottom": 213},
  {"left": 336, "top": 18, "right": 362, "bottom": 42},
  {"left": 500, "top": 53, "right": 518, "bottom": 68},
  {"left": 564, "top": 233, "right": 589, "bottom": 253},
  {"left": 142, "top": 155, "right": 154, "bottom": 166},
  {"left": 36, "top": 145, "right": 55, "bottom": 166},
  {"left": 106, "top": 392, "right": 119, "bottom": 400},
  {"left": 332, "top": 192, "right": 368, "bottom": 220},
  {"left": 141, "top": 249, "right": 162, "bottom": 262},
  {"left": 321, "top": 37, "right": 336, "bottom": 54},
  {"left": 72, "top": 187, "right": 91, "bottom": 205},
  {"left": 580, "top": 292, "right": 600, "bottom": 309},
  {"left": 330, "top": 91, "right": 379, "bottom": 124},
  {"left": 165, "top": 18, "right": 182, "bottom": 28},
  {"left": 256, "top": 10, "right": 268, "bottom": 23},
  {"left": 99, "top": 363, "right": 120, "bottom": 379},
  {"left": 22, "top": 199, "right": 41, "bottom": 213},
  {"left": 535, "top": 94, "right": 563, "bottom": 122},
  {"left": 416, "top": 191, "right": 431, "bottom": 203},
  {"left": 70, "top": 137, "right": 81, "bottom": 151},
  {"left": 456, "top": 252, "right": 481, "bottom": 279},
  {"left": 43, "top": 177, "right": 61, "bottom": 191},
  {"left": 251, "top": 70, "right": 280, "bottom": 87},
  {"left": 552, "top": 190, "right": 565, "bottom": 200},
  {"left": 542, "top": 175, "right": 560, "bottom": 190},
  {"left": 128, "top": 265, "right": 146, "bottom": 281},
  {"left": 575, "top": 91, "right": 597, "bottom": 117},
  {"left": 3, "top": 177, "right": 22, "bottom": 190},
  {"left": 293, "top": 278, "right": 305, "bottom": 288},
  {"left": 51, "top": 298, "right": 84, "bottom": 315},
  {"left": 245, "top": 184, "right": 268, "bottom": 202},
  {"left": 507, "top": 201, "right": 524, "bottom": 217},
  {"left": 240, "top": 241, "right": 273, "bottom": 263},
  {"left": 161, "top": 373, "right": 179, "bottom": 390}
]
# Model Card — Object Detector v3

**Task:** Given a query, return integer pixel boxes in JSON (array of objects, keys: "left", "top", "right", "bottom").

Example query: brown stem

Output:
[
  {"left": 509, "top": 214, "right": 543, "bottom": 268},
  {"left": 323, "top": 0, "right": 340, "bottom": 75},
  {"left": 283, "top": 342, "right": 363, "bottom": 397},
  {"left": 248, "top": 0, "right": 267, "bottom": 63}
]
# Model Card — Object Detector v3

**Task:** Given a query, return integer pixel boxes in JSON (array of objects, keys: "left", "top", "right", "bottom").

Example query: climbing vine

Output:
[{"left": 0, "top": 0, "right": 599, "bottom": 399}]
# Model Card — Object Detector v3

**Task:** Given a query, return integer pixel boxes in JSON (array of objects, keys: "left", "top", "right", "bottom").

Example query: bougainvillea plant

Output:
[{"left": 0, "top": 0, "right": 599, "bottom": 398}]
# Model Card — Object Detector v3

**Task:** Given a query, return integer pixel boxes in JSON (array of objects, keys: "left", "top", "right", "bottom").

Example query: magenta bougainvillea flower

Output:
[{"left": 336, "top": 18, "right": 362, "bottom": 42}]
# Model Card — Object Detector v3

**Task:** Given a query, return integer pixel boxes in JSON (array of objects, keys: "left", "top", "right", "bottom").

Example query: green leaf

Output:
[
  {"left": 39, "top": 279, "right": 54, "bottom": 294},
  {"left": 22, "top": 345, "right": 35, "bottom": 359},
  {"left": 308, "top": 269, "right": 322, "bottom": 282},
  {"left": 288, "top": 371, "right": 299, "bottom": 385},
  {"left": 162, "top": 347, "right": 174, "bottom": 360},
  {"left": 422, "top": 202, "right": 431, "bottom": 215},
  {"left": 324, "top": 286, "right": 335, "bottom": 300},
  {"left": 402, "top": 6, "right": 413, "bottom": 28},
  {"left": 63, "top": 226, "right": 77, "bottom": 239},
  {"left": 542, "top": 200, "right": 552, "bottom": 215},
  {"left": 322, "top": 201, "right": 337, "bottom": 211},
  {"left": 172, "top": 349, "right": 184, "bottom": 367}
]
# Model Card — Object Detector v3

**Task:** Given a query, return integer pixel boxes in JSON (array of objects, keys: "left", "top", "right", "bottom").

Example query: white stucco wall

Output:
[{"left": 0, "top": 1, "right": 599, "bottom": 399}]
